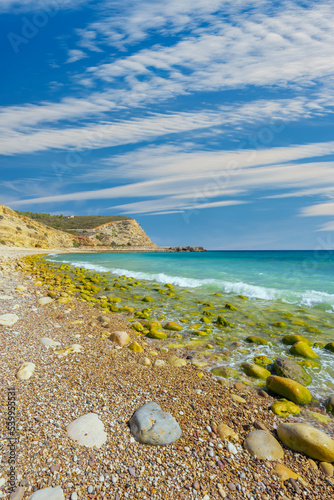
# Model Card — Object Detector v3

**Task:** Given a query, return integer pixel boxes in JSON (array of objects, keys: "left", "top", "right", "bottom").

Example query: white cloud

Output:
[
  {"left": 0, "top": 0, "right": 89, "bottom": 13},
  {"left": 66, "top": 49, "right": 87, "bottom": 63},
  {"left": 301, "top": 202, "right": 334, "bottom": 217}
]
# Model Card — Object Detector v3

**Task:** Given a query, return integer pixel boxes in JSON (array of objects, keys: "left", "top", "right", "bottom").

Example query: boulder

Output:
[
  {"left": 273, "top": 357, "right": 312, "bottom": 386},
  {"left": 28, "top": 486, "right": 64, "bottom": 500},
  {"left": 244, "top": 430, "right": 284, "bottom": 460},
  {"left": 277, "top": 422, "right": 334, "bottom": 462},
  {"left": 290, "top": 341, "right": 319, "bottom": 359},
  {"left": 0, "top": 313, "right": 19, "bottom": 327},
  {"left": 109, "top": 331, "right": 130, "bottom": 346},
  {"left": 129, "top": 402, "right": 181, "bottom": 445},
  {"left": 266, "top": 375, "right": 312, "bottom": 405},
  {"left": 66, "top": 413, "right": 107, "bottom": 448},
  {"left": 16, "top": 362, "right": 35, "bottom": 380},
  {"left": 241, "top": 362, "right": 271, "bottom": 379}
]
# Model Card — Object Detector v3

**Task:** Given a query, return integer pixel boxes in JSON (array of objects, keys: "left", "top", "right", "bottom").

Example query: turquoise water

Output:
[{"left": 48, "top": 250, "right": 334, "bottom": 310}]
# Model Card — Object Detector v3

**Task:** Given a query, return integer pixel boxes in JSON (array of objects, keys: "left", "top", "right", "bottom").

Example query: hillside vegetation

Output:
[{"left": 15, "top": 212, "right": 132, "bottom": 233}]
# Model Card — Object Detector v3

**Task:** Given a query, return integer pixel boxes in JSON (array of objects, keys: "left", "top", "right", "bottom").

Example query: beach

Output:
[{"left": 1, "top": 248, "right": 334, "bottom": 500}]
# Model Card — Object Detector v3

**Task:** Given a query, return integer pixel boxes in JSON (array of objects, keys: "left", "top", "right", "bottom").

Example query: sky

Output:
[{"left": 1, "top": 0, "right": 334, "bottom": 249}]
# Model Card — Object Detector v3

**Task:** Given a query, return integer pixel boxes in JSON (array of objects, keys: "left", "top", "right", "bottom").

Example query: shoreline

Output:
[{"left": 1, "top": 249, "right": 334, "bottom": 499}]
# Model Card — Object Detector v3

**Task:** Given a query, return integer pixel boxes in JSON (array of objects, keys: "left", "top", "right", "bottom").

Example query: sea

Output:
[{"left": 47, "top": 250, "right": 334, "bottom": 396}]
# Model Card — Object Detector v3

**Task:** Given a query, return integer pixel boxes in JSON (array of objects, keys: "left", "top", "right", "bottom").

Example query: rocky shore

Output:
[{"left": 1, "top": 249, "right": 334, "bottom": 500}]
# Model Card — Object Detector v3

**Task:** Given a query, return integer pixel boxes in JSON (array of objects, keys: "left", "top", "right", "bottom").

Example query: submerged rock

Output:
[
  {"left": 245, "top": 336, "right": 269, "bottom": 345},
  {"left": 266, "top": 375, "right": 312, "bottom": 405},
  {"left": 211, "top": 366, "right": 238, "bottom": 378},
  {"left": 253, "top": 355, "right": 273, "bottom": 367},
  {"left": 282, "top": 334, "right": 311, "bottom": 346},
  {"left": 273, "top": 357, "right": 312, "bottom": 386},
  {"left": 244, "top": 430, "right": 284, "bottom": 460},
  {"left": 163, "top": 322, "right": 183, "bottom": 331},
  {"left": 129, "top": 402, "right": 181, "bottom": 445},
  {"left": 277, "top": 422, "right": 334, "bottom": 462},
  {"left": 290, "top": 341, "right": 319, "bottom": 359},
  {"left": 325, "top": 342, "right": 334, "bottom": 352},
  {"left": 325, "top": 395, "right": 334, "bottom": 415}
]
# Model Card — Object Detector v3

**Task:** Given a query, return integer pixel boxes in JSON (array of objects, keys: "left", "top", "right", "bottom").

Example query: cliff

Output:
[{"left": 80, "top": 219, "right": 157, "bottom": 248}]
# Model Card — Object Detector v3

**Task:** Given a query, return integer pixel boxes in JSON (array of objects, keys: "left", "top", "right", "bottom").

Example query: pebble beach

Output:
[{"left": 1, "top": 248, "right": 334, "bottom": 500}]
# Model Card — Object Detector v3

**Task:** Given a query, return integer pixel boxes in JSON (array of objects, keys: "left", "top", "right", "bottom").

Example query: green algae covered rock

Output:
[
  {"left": 277, "top": 422, "right": 334, "bottom": 462},
  {"left": 291, "top": 319, "right": 310, "bottom": 327},
  {"left": 147, "top": 330, "right": 168, "bottom": 340},
  {"left": 266, "top": 375, "right": 312, "bottom": 405},
  {"left": 142, "top": 296, "right": 154, "bottom": 303},
  {"left": 271, "top": 399, "right": 301, "bottom": 417},
  {"left": 273, "top": 321, "right": 286, "bottom": 328},
  {"left": 313, "top": 342, "right": 325, "bottom": 349},
  {"left": 131, "top": 321, "right": 145, "bottom": 333},
  {"left": 253, "top": 355, "right": 273, "bottom": 367},
  {"left": 108, "top": 296, "right": 122, "bottom": 303},
  {"left": 307, "top": 327, "right": 322, "bottom": 333},
  {"left": 282, "top": 334, "right": 311, "bottom": 346},
  {"left": 143, "top": 320, "right": 162, "bottom": 332},
  {"left": 225, "top": 303, "right": 239, "bottom": 311},
  {"left": 245, "top": 336, "right": 269, "bottom": 345},
  {"left": 167, "top": 355, "right": 187, "bottom": 367},
  {"left": 325, "top": 395, "right": 334, "bottom": 415},
  {"left": 128, "top": 341, "right": 144, "bottom": 353},
  {"left": 325, "top": 342, "right": 334, "bottom": 352},
  {"left": 290, "top": 341, "right": 319, "bottom": 359},
  {"left": 241, "top": 362, "right": 271, "bottom": 380},
  {"left": 273, "top": 357, "right": 312, "bottom": 386},
  {"left": 211, "top": 366, "right": 238, "bottom": 378},
  {"left": 237, "top": 295, "right": 248, "bottom": 300},
  {"left": 200, "top": 316, "right": 212, "bottom": 324},
  {"left": 216, "top": 316, "right": 233, "bottom": 328},
  {"left": 163, "top": 322, "right": 183, "bottom": 331}
]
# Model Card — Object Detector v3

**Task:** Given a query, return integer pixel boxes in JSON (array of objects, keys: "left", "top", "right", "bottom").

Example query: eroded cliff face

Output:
[
  {"left": 0, "top": 205, "right": 78, "bottom": 248},
  {"left": 0, "top": 205, "right": 157, "bottom": 249},
  {"left": 80, "top": 219, "right": 158, "bottom": 248}
]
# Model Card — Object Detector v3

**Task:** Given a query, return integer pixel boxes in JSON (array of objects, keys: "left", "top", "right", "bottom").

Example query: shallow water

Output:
[{"left": 47, "top": 251, "right": 334, "bottom": 398}]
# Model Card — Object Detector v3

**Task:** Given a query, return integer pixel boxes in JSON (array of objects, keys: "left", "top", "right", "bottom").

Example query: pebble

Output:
[
  {"left": 227, "top": 442, "right": 238, "bottom": 454},
  {"left": 16, "top": 361, "right": 35, "bottom": 380},
  {"left": 9, "top": 486, "right": 25, "bottom": 500},
  {"left": 87, "top": 486, "right": 94, "bottom": 493},
  {"left": 70, "top": 494, "right": 77, "bottom": 500},
  {"left": 66, "top": 413, "right": 107, "bottom": 448},
  {"left": 0, "top": 313, "right": 19, "bottom": 326}
]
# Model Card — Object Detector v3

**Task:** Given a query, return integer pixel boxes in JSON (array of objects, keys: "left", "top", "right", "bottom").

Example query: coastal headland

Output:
[{"left": 1, "top": 247, "right": 334, "bottom": 500}]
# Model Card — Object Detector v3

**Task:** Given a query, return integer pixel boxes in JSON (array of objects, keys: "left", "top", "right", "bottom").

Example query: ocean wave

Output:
[{"left": 46, "top": 257, "right": 334, "bottom": 309}]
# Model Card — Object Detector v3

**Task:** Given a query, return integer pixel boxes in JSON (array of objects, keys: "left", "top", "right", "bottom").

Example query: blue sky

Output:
[{"left": 1, "top": 0, "right": 334, "bottom": 249}]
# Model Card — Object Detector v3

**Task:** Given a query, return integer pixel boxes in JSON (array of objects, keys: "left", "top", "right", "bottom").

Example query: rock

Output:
[
  {"left": 244, "top": 430, "right": 284, "bottom": 460},
  {"left": 271, "top": 399, "right": 300, "bottom": 417},
  {"left": 66, "top": 413, "right": 107, "bottom": 448},
  {"left": 97, "top": 315, "right": 110, "bottom": 324},
  {"left": 163, "top": 321, "right": 183, "bottom": 331},
  {"left": 273, "top": 463, "right": 299, "bottom": 481},
  {"left": 109, "top": 331, "right": 130, "bottom": 346},
  {"left": 154, "top": 359, "right": 165, "bottom": 367},
  {"left": 245, "top": 336, "right": 269, "bottom": 345},
  {"left": 192, "top": 359, "right": 208, "bottom": 368},
  {"left": 9, "top": 486, "right": 25, "bottom": 500},
  {"left": 167, "top": 355, "right": 187, "bottom": 367},
  {"left": 211, "top": 366, "right": 238, "bottom": 378},
  {"left": 131, "top": 322, "right": 145, "bottom": 332},
  {"left": 282, "top": 334, "right": 311, "bottom": 346},
  {"left": 241, "top": 362, "right": 271, "bottom": 379},
  {"left": 217, "top": 423, "right": 239, "bottom": 442},
  {"left": 147, "top": 330, "right": 168, "bottom": 339},
  {"left": 37, "top": 297, "right": 54, "bottom": 306},
  {"left": 16, "top": 362, "right": 35, "bottom": 380},
  {"left": 325, "top": 342, "right": 334, "bottom": 352},
  {"left": 325, "top": 395, "right": 334, "bottom": 415},
  {"left": 290, "top": 341, "right": 319, "bottom": 359},
  {"left": 253, "top": 355, "right": 273, "bottom": 367},
  {"left": 216, "top": 315, "right": 233, "bottom": 327},
  {"left": 139, "top": 357, "right": 151, "bottom": 366},
  {"left": 15, "top": 285, "right": 27, "bottom": 291},
  {"left": 227, "top": 441, "right": 238, "bottom": 454},
  {"left": 128, "top": 341, "right": 144, "bottom": 353},
  {"left": 273, "top": 321, "right": 286, "bottom": 328},
  {"left": 129, "top": 402, "right": 181, "bottom": 445},
  {"left": 39, "top": 338, "right": 61, "bottom": 348},
  {"left": 277, "top": 423, "right": 334, "bottom": 462},
  {"left": 266, "top": 375, "right": 312, "bottom": 405},
  {"left": 306, "top": 410, "right": 331, "bottom": 424},
  {"left": 28, "top": 486, "right": 64, "bottom": 499},
  {"left": 319, "top": 462, "right": 334, "bottom": 477},
  {"left": 231, "top": 394, "right": 246, "bottom": 404},
  {"left": 0, "top": 313, "right": 19, "bottom": 327},
  {"left": 273, "top": 357, "right": 312, "bottom": 386}
]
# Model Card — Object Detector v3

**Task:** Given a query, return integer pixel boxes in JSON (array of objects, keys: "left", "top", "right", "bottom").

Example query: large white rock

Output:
[
  {"left": 16, "top": 362, "right": 35, "bottom": 380},
  {"left": 39, "top": 338, "right": 61, "bottom": 348},
  {"left": 129, "top": 402, "right": 182, "bottom": 446},
  {"left": 37, "top": 297, "right": 53, "bottom": 306},
  {"left": 66, "top": 413, "right": 107, "bottom": 448},
  {"left": 0, "top": 313, "right": 19, "bottom": 327},
  {"left": 28, "top": 486, "right": 64, "bottom": 500}
]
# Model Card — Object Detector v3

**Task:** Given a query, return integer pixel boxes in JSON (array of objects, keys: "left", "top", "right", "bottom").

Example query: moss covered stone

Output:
[
  {"left": 266, "top": 375, "right": 312, "bottom": 405},
  {"left": 245, "top": 336, "right": 269, "bottom": 345},
  {"left": 163, "top": 322, "right": 183, "bottom": 331},
  {"left": 290, "top": 341, "right": 319, "bottom": 359},
  {"left": 273, "top": 321, "right": 286, "bottom": 328},
  {"left": 128, "top": 341, "right": 144, "bottom": 353},
  {"left": 325, "top": 342, "right": 334, "bottom": 352},
  {"left": 225, "top": 303, "right": 239, "bottom": 311},
  {"left": 282, "top": 334, "right": 311, "bottom": 346},
  {"left": 216, "top": 316, "right": 234, "bottom": 328},
  {"left": 241, "top": 362, "right": 271, "bottom": 379},
  {"left": 147, "top": 330, "right": 168, "bottom": 339},
  {"left": 271, "top": 399, "right": 301, "bottom": 417},
  {"left": 211, "top": 366, "right": 238, "bottom": 378},
  {"left": 253, "top": 355, "right": 273, "bottom": 367}
]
